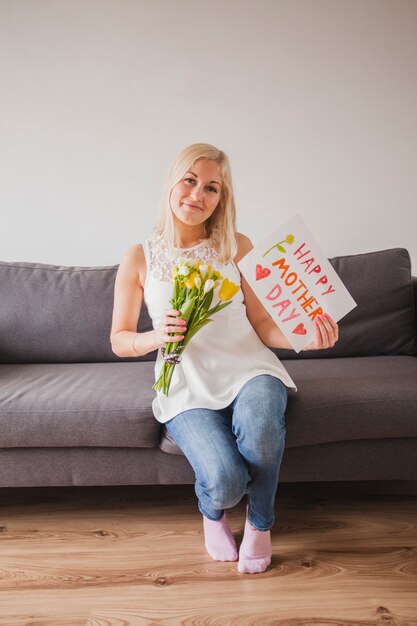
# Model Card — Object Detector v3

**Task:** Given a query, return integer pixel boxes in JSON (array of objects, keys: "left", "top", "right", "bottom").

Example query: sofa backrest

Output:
[
  {"left": 273, "top": 247, "right": 416, "bottom": 359},
  {"left": 0, "top": 261, "right": 156, "bottom": 363},
  {"left": 413, "top": 277, "right": 417, "bottom": 334},
  {"left": 0, "top": 247, "right": 415, "bottom": 364}
]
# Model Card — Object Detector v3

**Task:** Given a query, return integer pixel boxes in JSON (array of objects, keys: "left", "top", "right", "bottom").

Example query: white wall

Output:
[{"left": 1, "top": 0, "right": 416, "bottom": 272}]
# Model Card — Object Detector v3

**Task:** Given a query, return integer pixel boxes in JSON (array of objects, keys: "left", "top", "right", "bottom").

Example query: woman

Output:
[{"left": 110, "top": 143, "right": 339, "bottom": 574}]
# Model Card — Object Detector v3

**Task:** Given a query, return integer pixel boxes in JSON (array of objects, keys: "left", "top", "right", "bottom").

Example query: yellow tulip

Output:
[
  {"left": 172, "top": 266, "right": 178, "bottom": 279},
  {"left": 285, "top": 234, "right": 295, "bottom": 244},
  {"left": 185, "top": 272, "right": 200, "bottom": 289},
  {"left": 218, "top": 278, "right": 240, "bottom": 301}
]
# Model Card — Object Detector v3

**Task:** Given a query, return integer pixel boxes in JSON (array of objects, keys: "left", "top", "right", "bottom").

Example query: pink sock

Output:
[
  {"left": 238, "top": 506, "right": 272, "bottom": 574},
  {"left": 203, "top": 511, "right": 238, "bottom": 561}
]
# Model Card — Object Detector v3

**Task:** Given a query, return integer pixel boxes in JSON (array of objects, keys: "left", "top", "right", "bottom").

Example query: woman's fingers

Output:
[
  {"left": 315, "top": 314, "right": 339, "bottom": 348},
  {"left": 315, "top": 316, "right": 329, "bottom": 348},
  {"left": 164, "top": 324, "right": 186, "bottom": 335},
  {"left": 152, "top": 310, "right": 187, "bottom": 346},
  {"left": 159, "top": 329, "right": 184, "bottom": 343},
  {"left": 325, "top": 314, "right": 339, "bottom": 342},
  {"left": 161, "top": 309, "right": 187, "bottom": 342},
  {"left": 303, "top": 314, "right": 339, "bottom": 351},
  {"left": 165, "top": 309, "right": 187, "bottom": 326},
  {"left": 312, "top": 318, "right": 321, "bottom": 348},
  {"left": 165, "top": 309, "right": 179, "bottom": 323}
]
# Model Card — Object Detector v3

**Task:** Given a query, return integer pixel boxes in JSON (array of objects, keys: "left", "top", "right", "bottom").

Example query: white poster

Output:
[{"left": 237, "top": 213, "right": 357, "bottom": 352}]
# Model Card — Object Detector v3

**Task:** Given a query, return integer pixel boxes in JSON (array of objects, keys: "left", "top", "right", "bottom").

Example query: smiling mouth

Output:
[{"left": 184, "top": 203, "right": 203, "bottom": 211}]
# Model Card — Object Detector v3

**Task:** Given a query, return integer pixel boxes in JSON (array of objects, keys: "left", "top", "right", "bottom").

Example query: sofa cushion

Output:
[
  {"left": 273, "top": 248, "right": 416, "bottom": 359},
  {"left": 159, "top": 355, "right": 417, "bottom": 455},
  {"left": 0, "top": 362, "right": 160, "bottom": 448},
  {"left": 0, "top": 261, "right": 157, "bottom": 363}
]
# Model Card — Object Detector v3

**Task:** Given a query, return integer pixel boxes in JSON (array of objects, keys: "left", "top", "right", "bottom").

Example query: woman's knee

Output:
[
  {"left": 234, "top": 375, "right": 287, "bottom": 426},
  {"left": 257, "top": 375, "right": 289, "bottom": 415},
  {"left": 235, "top": 375, "right": 288, "bottom": 413},
  {"left": 231, "top": 376, "right": 287, "bottom": 460},
  {"left": 201, "top": 460, "right": 249, "bottom": 510}
]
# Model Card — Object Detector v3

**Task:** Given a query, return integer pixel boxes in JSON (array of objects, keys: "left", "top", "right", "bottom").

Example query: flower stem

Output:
[{"left": 263, "top": 240, "right": 285, "bottom": 257}]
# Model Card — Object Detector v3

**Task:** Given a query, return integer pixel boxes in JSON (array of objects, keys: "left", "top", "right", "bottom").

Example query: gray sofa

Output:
[{"left": 1, "top": 247, "right": 416, "bottom": 488}]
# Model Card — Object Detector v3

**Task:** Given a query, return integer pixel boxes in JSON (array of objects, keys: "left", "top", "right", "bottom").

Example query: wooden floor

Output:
[{"left": 0, "top": 480, "right": 416, "bottom": 625}]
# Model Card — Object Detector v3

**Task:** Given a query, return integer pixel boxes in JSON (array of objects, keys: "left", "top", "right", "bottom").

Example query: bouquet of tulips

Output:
[{"left": 153, "top": 258, "right": 240, "bottom": 396}]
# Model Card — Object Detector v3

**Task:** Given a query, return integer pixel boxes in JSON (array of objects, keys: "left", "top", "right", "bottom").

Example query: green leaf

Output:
[
  {"left": 204, "top": 289, "right": 214, "bottom": 310},
  {"left": 180, "top": 296, "right": 198, "bottom": 323}
]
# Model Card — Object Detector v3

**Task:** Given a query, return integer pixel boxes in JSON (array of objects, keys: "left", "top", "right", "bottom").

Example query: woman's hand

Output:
[
  {"left": 302, "top": 313, "right": 339, "bottom": 351},
  {"left": 154, "top": 309, "right": 187, "bottom": 349}
]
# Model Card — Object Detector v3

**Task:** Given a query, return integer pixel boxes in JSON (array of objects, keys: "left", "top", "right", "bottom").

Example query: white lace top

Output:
[{"left": 142, "top": 232, "right": 298, "bottom": 424}]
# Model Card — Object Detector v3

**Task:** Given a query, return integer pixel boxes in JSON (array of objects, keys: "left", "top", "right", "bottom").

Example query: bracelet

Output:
[{"left": 132, "top": 333, "right": 140, "bottom": 356}]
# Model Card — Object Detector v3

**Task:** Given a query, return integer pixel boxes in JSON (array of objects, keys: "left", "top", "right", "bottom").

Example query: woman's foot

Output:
[
  {"left": 203, "top": 511, "right": 238, "bottom": 561},
  {"left": 238, "top": 508, "right": 272, "bottom": 573}
]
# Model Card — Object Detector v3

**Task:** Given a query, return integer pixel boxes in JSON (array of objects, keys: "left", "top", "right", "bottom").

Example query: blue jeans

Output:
[{"left": 165, "top": 374, "right": 288, "bottom": 531}]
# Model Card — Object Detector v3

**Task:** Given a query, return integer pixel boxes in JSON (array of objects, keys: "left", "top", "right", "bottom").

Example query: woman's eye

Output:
[{"left": 184, "top": 178, "right": 217, "bottom": 193}]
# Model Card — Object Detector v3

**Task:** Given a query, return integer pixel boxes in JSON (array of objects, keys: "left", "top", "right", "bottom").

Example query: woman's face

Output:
[{"left": 170, "top": 158, "right": 223, "bottom": 229}]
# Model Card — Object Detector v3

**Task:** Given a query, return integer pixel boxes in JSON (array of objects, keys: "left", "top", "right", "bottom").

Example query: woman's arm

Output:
[
  {"left": 110, "top": 244, "right": 158, "bottom": 357},
  {"left": 234, "top": 233, "right": 339, "bottom": 351}
]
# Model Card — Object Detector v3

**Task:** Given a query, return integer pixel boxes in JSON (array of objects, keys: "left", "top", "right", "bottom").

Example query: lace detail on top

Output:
[{"left": 146, "top": 232, "right": 221, "bottom": 282}]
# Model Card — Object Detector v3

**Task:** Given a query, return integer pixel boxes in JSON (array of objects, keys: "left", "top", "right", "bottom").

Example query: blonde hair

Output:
[{"left": 154, "top": 143, "right": 238, "bottom": 264}]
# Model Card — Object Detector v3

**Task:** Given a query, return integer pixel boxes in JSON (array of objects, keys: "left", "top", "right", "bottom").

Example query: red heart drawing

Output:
[
  {"left": 256, "top": 264, "right": 271, "bottom": 280},
  {"left": 293, "top": 323, "right": 307, "bottom": 335}
]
